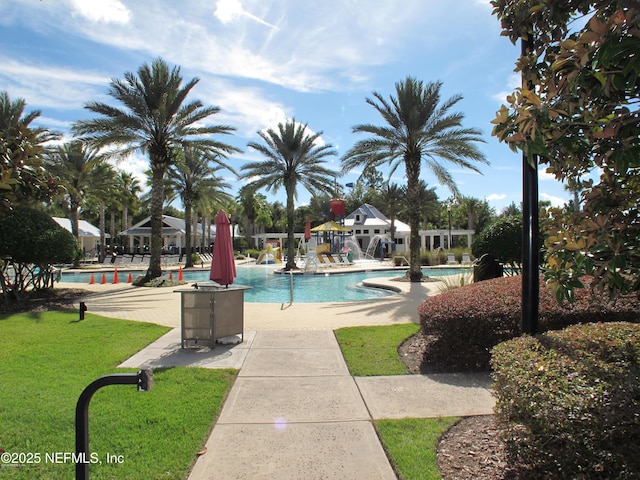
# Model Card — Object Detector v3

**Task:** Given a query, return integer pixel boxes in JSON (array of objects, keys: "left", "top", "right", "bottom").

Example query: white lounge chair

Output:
[{"left": 447, "top": 253, "right": 458, "bottom": 265}]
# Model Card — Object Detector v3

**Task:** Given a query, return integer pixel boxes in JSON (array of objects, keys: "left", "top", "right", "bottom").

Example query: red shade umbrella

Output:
[
  {"left": 210, "top": 210, "right": 236, "bottom": 287},
  {"left": 304, "top": 218, "right": 311, "bottom": 241}
]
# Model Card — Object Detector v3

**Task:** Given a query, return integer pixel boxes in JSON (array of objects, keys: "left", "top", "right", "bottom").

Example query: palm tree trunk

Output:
[
  {"left": 149, "top": 165, "right": 165, "bottom": 278},
  {"left": 110, "top": 208, "right": 116, "bottom": 251},
  {"left": 184, "top": 200, "right": 194, "bottom": 268},
  {"left": 285, "top": 183, "right": 296, "bottom": 270},
  {"left": 99, "top": 202, "right": 106, "bottom": 263},
  {"left": 122, "top": 204, "right": 129, "bottom": 252},
  {"left": 405, "top": 156, "right": 423, "bottom": 281},
  {"left": 71, "top": 201, "right": 81, "bottom": 268}
]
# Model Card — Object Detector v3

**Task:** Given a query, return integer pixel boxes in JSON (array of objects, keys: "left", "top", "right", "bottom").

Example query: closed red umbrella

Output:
[
  {"left": 304, "top": 218, "right": 311, "bottom": 241},
  {"left": 210, "top": 210, "right": 236, "bottom": 287}
]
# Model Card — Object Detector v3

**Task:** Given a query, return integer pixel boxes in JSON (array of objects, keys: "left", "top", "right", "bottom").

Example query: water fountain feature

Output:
[
  {"left": 365, "top": 234, "right": 393, "bottom": 260},
  {"left": 343, "top": 238, "right": 368, "bottom": 261}
]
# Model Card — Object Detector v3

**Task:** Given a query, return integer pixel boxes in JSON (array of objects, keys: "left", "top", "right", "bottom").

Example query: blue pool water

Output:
[{"left": 61, "top": 265, "right": 466, "bottom": 303}]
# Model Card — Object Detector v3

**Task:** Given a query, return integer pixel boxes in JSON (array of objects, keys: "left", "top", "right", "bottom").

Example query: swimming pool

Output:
[{"left": 60, "top": 265, "right": 467, "bottom": 303}]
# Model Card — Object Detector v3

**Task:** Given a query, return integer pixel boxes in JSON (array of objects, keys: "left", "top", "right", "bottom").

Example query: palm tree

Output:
[
  {"left": 115, "top": 171, "right": 141, "bottom": 244},
  {"left": 342, "top": 77, "right": 488, "bottom": 281},
  {"left": 374, "top": 182, "right": 404, "bottom": 242},
  {"left": 46, "top": 141, "right": 113, "bottom": 266},
  {"left": 72, "top": 58, "right": 240, "bottom": 279},
  {"left": 166, "top": 146, "right": 233, "bottom": 267},
  {"left": 1, "top": 91, "right": 59, "bottom": 211},
  {"left": 236, "top": 186, "right": 258, "bottom": 247},
  {"left": 242, "top": 120, "right": 337, "bottom": 270}
]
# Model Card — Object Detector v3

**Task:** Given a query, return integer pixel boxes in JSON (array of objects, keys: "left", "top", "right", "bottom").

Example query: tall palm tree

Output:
[
  {"left": 1, "top": 91, "right": 59, "bottom": 211},
  {"left": 116, "top": 171, "right": 141, "bottom": 243},
  {"left": 457, "top": 196, "right": 485, "bottom": 231},
  {"left": 166, "top": 146, "right": 233, "bottom": 267},
  {"left": 375, "top": 182, "right": 404, "bottom": 242},
  {"left": 72, "top": 58, "right": 240, "bottom": 279},
  {"left": 46, "top": 141, "right": 113, "bottom": 266},
  {"left": 342, "top": 77, "right": 488, "bottom": 281},
  {"left": 242, "top": 120, "right": 337, "bottom": 270}
]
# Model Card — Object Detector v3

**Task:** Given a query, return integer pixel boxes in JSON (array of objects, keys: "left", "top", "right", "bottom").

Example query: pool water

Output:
[{"left": 61, "top": 265, "right": 466, "bottom": 303}]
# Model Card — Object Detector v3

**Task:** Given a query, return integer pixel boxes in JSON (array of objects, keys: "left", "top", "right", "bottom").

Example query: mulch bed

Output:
[{"left": 399, "top": 331, "right": 519, "bottom": 480}]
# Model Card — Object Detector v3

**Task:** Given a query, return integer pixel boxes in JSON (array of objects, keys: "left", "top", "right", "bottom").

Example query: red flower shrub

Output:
[{"left": 418, "top": 275, "right": 640, "bottom": 371}]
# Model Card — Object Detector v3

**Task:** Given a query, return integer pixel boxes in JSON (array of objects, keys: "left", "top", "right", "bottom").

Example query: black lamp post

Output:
[{"left": 521, "top": 32, "right": 539, "bottom": 335}]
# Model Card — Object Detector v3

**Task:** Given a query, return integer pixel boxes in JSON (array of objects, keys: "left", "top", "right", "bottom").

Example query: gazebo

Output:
[{"left": 120, "top": 215, "right": 207, "bottom": 254}]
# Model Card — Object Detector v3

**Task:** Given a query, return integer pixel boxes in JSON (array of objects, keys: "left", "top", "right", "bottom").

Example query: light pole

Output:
[{"left": 521, "top": 32, "right": 539, "bottom": 335}]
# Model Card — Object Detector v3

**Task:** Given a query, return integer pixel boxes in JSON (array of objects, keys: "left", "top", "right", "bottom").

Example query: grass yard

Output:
[
  {"left": 0, "top": 311, "right": 236, "bottom": 480},
  {"left": 334, "top": 323, "right": 420, "bottom": 376},
  {"left": 335, "top": 323, "right": 458, "bottom": 480},
  {"left": 377, "top": 417, "right": 459, "bottom": 480}
]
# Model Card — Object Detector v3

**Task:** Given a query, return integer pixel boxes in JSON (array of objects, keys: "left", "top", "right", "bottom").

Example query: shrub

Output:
[
  {"left": 491, "top": 322, "right": 640, "bottom": 478},
  {"left": 418, "top": 275, "right": 640, "bottom": 371},
  {"left": 245, "top": 248, "right": 262, "bottom": 259},
  {"left": 0, "top": 207, "right": 81, "bottom": 297},
  {"left": 472, "top": 215, "right": 523, "bottom": 273}
]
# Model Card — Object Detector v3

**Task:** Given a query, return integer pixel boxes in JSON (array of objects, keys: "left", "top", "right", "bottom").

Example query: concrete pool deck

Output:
[
  {"left": 60, "top": 265, "right": 447, "bottom": 329},
  {"left": 56, "top": 263, "right": 494, "bottom": 479}
]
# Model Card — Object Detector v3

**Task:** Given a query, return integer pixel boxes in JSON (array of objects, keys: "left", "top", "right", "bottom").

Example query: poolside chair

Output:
[
  {"left": 337, "top": 254, "right": 352, "bottom": 266},
  {"left": 447, "top": 253, "right": 458, "bottom": 265},
  {"left": 461, "top": 253, "right": 472, "bottom": 265}
]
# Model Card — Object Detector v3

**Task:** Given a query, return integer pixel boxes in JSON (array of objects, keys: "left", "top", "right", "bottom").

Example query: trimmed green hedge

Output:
[
  {"left": 492, "top": 322, "right": 640, "bottom": 478},
  {"left": 418, "top": 275, "right": 640, "bottom": 371}
]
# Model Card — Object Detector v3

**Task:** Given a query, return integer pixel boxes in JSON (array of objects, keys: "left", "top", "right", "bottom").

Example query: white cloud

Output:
[
  {"left": 70, "top": 0, "right": 131, "bottom": 24},
  {"left": 0, "top": 57, "right": 109, "bottom": 112},
  {"left": 214, "top": 0, "right": 278, "bottom": 29},
  {"left": 492, "top": 74, "right": 521, "bottom": 103},
  {"left": 214, "top": 0, "right": 243, "bottom": 24},
  {"left": 111, "top": 153, "right": 150, "bottom": 193},
  {"left": 198, "top": 80, "right": 289, "bottom": 138},
  {"left": 486, "top": 193, "right": 507, "bottom": 202},
  {"left": 538, "top": 167, "right": 558, "bottom": 181},
  {"left": 540, "top": 192, "right": 567, "bottom": 207}
]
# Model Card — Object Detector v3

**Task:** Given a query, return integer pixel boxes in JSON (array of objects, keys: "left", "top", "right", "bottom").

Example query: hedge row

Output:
[
  {"left": 418, "top": 275, "right": 640, "bottom": 370},
  {"left": 492, "top": 322, "right": 640, "bottom": 478}
]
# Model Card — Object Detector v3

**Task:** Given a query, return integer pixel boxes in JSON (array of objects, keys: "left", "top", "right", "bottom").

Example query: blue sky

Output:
[{"left": 0, "top": 0, "right": 571, "bottom": 212}]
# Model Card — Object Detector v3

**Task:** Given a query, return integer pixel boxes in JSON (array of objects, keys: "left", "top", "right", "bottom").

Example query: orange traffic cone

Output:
[
  {"left": 169, "top": 271, "right": 174, "bottom": 280},
  {"left": 100, "top": 273, "right": 107, "bottom": 284},
  {"left": 113, "top": 269, "right": 119, "bottom": 284},
  {"left": 127, "top": 272, "right": 132, "bottom": 283},
  {"left": 178, "top": 266, "right": 183, "bottom": 281},
  {"left": 89, "top": 273, "right": 95, "bottom": 285}
]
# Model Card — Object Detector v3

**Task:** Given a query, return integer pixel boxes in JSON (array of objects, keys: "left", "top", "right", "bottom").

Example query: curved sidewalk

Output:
[{"left": 59, "top": 275, "right": 495, "bottom": 479}]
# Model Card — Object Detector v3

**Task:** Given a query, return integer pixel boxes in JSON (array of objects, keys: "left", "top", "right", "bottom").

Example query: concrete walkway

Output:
[{"left": 59, "top": 269, "right": 495, "bottom": 479}]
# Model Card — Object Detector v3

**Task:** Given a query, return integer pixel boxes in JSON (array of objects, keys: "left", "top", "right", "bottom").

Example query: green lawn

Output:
[
  {"left": 0, "top": 311, "right": 236, "bottom": 480},
  {"left": 335, "top": 323, "right": 459, "bottom": 480},
  {"left": 334, "top": 323, "right": 420, "bottom": 375},
  {"left": 377, "top": 417, "right": 459, "bottom": 480}
]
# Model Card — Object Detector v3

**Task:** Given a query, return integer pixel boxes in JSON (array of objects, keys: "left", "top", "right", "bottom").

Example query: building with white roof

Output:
[{"left": 52, "top": 217, "right": 107, "bottom": 255}]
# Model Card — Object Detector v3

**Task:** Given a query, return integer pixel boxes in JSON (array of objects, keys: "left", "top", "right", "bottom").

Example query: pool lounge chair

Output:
[
  {"left": 447, "top": 253, "right": 458, "bottom": 265},
  {"left": 337, "top": 254, "right": 352, "bottom": 266},
  {"left": 461, "top": 253, "right": 472, "bottom": 265}
]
